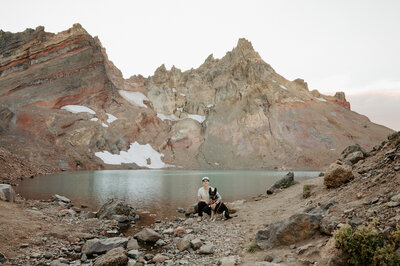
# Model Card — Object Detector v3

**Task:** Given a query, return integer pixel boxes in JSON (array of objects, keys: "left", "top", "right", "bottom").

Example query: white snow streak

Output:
[
  {"left": 119, "top": 90, "right": 149, "bottom": 108},
  {"left": 61, "top": 105, "right": 96, "bottom": 115},
  {"left": 106, "top": 113, "right": 118, "bottom": 123}
]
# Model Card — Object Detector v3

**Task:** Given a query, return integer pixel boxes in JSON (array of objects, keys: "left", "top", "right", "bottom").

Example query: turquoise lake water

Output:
[{"left": 16, "top": 170, "right": 319, "bottom": 220}]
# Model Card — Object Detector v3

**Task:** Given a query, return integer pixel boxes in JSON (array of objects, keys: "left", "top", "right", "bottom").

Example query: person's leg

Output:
[{"left": 197, "top": 201, "right": 207, "bottom": 217}]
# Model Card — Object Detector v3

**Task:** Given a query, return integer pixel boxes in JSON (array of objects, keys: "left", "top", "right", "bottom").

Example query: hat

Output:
[{"left": 202, "top": 176, "right": 210, "bottom": 181}]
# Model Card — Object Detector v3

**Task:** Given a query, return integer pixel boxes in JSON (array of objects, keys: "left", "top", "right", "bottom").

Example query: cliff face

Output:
[
  {"left": 144, "top": 38, "right": 392, "bottom": 169},
  {"left": 0, "top": 26, "right": 393, "bottom": 181},
  {"left": 0, "top": 24, "right": 170, "bottom": 180}
]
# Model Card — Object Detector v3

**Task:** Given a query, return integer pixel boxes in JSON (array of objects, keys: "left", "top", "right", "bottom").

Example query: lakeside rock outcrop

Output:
[{"left": 0, "top": 24, "right": 393, "bottom": 182}]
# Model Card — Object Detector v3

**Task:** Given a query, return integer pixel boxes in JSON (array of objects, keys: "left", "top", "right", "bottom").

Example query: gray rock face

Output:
[
  {"left": 134, "top": 228, "right": 161, "bottom": 242},
  {"left": 256, "top": 213, "right": 321, "bottom": 249},
  {"left": 82, "top": 237, "right": 128, "bottom": 255},
  {"left": 0, "top": 184, "right": 15, "bottom": 202},
  {"left": 93, "top": 247, "right": 128, "bottom": 266},
  {"left": 324, "top": 163, "right": 354, "bottom": 188},
  {"left": 267, "top": 172, "right": 294, "bottom": 194},
  {"left": 96, "top": 199, "right": 137, "bottom": 220}
]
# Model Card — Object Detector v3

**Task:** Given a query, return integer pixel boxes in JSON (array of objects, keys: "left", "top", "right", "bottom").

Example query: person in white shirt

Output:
[{"left": 197, "top": 176, "right": 222, "bottom": 221}]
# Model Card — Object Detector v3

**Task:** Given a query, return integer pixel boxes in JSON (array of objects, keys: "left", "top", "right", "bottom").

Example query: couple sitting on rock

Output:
[{"left": 197, "top": 176, "right": 233, "bottom": 221}]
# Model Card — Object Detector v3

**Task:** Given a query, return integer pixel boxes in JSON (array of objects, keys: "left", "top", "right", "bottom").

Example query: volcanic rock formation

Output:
[{"left": 0, "top": 24, "right": 393, "bottom": 181}]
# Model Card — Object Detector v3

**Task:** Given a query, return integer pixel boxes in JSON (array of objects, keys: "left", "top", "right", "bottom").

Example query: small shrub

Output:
[
  {"left": 334, "top": 223, "right": 400, "bottom": 266},
  {"left": 303, "top": 185, "right": 311, "bottom": 199},
  {"left": 282, "top": 182, "right": 293, "bottom": 189},
  {"left": 395, "top": 138, "right": 400, "bottom": 147},
  {"left": 247, "top": 240, "right": 261, "bottom": 253},
  {"left": 228, "top": 207, "right": 237, "bottom": 214}
]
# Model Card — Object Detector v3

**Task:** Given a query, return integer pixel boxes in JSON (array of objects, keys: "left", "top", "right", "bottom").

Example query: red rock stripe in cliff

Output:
[
  {"left": 0, "top": 35, "right": 89, "bottom": 78},
  {"left": 0, "top": 60, "right": 104, "bottom": 97}
]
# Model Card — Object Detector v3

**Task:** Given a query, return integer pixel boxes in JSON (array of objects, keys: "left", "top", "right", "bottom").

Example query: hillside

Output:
[{"left": 0, "top": 24, "right": 393, "bottom": 182}]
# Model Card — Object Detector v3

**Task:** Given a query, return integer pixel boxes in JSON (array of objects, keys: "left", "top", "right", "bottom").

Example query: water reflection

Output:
[{"left": 16, "top": 170, "right": 319, "bottom": 219}]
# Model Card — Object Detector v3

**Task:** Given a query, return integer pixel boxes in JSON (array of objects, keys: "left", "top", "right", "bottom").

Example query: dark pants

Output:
[{"left": 197, "top": 201, "right": 211, "bottom": 217}]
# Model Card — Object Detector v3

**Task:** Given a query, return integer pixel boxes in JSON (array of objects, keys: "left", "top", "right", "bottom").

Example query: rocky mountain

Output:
[{"left": 0, "top": 24, "right": 393, "bottom": 181}]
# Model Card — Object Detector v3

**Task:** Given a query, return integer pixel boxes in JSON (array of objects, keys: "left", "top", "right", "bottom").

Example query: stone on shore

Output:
[
  {"left": 93, "top": 247, "right": 128, "bottom": 266},
  {"left": 324, "top": 163, "right": 354, "bottom": 188},
  {"left": 256, "top": 213, "right": 321, "bottom": 249},
  {"left": 96, "top": 199, "right": 137, "bottom": 220},
  {"left": 52, "top": 194, "right": 71, "bottom": 203},
  {"left": 82, "top": 237, "right": 128, "bottom": 255},
  {"left": 267, "top": 172, "right": 294, "bottom": 194},
  {"left": 134, "top": 228, "right": 161, "bottom": 242},
  {"left": 0, "top": 184, "right": 16, "bottom": 202}
]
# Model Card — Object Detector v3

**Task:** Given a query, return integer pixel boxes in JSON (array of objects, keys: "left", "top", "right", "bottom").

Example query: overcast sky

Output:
[{"left": 1, "top": 0, "right": 399, "bottom": 130}]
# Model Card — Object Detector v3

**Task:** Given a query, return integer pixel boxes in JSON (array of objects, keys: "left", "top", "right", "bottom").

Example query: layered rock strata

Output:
[{"left": 0, "top": 25, "right": 393, "bottom": 180}]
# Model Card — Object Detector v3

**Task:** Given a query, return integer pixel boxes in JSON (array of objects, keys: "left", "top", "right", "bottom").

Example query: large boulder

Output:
[
  {"left": 324, "top": 163, "right": 354, "bottom": 188},
  {"left": 134, "top": 228, "right": 161, "bottom": 242},
  {"left": 93, "top": 247, "right": 128, "bottom": 266},
  {"left": 0, "top": 184, "right": 16, "bottom": 202},
  {"left": 267, "top": 172, "right": 294, "bottom": 194},
  {"left": 339, "top": 144, "right": 367, "bottom": 165},
  {"left": 256, "top": 213, "right": 321, "bottom": 249},
  {"left": 96, "top": 199, "right": 138, "bottom": 220},
  {"left": 82, "top": 237, "right": 128, "bottom": 256}
]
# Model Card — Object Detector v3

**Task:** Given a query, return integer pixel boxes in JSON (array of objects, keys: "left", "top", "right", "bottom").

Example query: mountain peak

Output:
[
  {"left": 231, "top": 38, "right": 264, "bottom": 63},
  {"left": 236, "top": 38, "right": 254, "bottom": 51}
]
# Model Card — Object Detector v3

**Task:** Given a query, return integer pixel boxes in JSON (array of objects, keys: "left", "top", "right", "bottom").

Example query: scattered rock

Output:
[
  {"left": 267, "top": 172, "right": 294, "bottom": 194},
  {"left": 198, "top": 243, "right": 214, "bottom": 254},
  {"left": 190, "top": 238, "right": 202, "bottom": 250},
  {"left": 176, "top": 238, "right": 191, "bottom": 252},
  {"left": 256, "top": 213, "right": 321, "bottom": 249},
  {"left": 0, "top": 184, "right": 16, "bottom": 202},
  {"left": 52, "top": 194, "right": 71, "bottom": 203},
  {"left": 134, "top": 228, "right": 161, "bottom": 242},
  {"left": 93, "top": 247, "right": 128, "bottom": 266},
  {"left": 82, "top": 237, "right": 128, "bottom": 255},
  {"left": 174, "top": 226, "right": 187, "bottom": 236},
  {"left": 324, "top": 163, "right": 354, "bottom": 188},
  {"left": 162, "top": 228, "right": 174, "bottom": 235},
  {"left": 219, "top": 255, "right": 238, "bottom": 266},
  {"left": 96, "top": 199, "right": 138, "bottom": 220},
  {"left": 127, "top": 250, "right": 142, "bottom": 260},
  {"left": 152, "top": 254, "right": 169, "bottom": 263}
]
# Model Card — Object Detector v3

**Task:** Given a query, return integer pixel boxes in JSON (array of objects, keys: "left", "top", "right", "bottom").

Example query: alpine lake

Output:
[{"left": 15, "top": 170, "right": 320, "bottom": 224}]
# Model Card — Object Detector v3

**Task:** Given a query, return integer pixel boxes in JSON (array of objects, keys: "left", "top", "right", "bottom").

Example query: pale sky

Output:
[{"left": 1, "top": 0, "right": 399, "bottom": 130}]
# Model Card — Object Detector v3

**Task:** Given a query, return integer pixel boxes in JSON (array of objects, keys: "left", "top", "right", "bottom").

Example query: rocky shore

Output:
[{"left": 0, "top": 132, "right": 399, "bottom": 265}]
